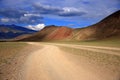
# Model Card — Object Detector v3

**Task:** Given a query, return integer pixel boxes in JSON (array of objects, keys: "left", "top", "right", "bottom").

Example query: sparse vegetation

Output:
[
  {"left": 59, "top": 46, "right": 120, "bottom": 72},
  {"left": 0, "top": 42, "right": 27, "bottom": 65},
  {"left": 46, "top": 38, "right": 120, "bottom": 47}
]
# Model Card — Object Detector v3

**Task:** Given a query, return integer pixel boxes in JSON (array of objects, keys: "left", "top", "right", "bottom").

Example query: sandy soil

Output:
[
  {"left": 0, "top": 43, "right": 42, "bottom": 80},
  {"left": 0, "top": 42, "right": 120, "bottom": 80}
]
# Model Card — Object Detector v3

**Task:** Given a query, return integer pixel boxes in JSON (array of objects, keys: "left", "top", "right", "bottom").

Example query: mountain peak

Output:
[
  {"left": 100, "top": 10, "right": 120, "bottom": 22},
  {"left": 113, "top": 10, "right": 120, "bottom": 15}
]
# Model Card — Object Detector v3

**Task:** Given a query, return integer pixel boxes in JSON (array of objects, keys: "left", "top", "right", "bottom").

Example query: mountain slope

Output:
[
  {"left": 19, "top": 10, "right": 120, "bottom": 41},
  {"left": 20, "top": 25, "right": 73, "bottom": 41},
  {"left": 0, "top": 24, "right": 37, "bottom": 39},
  {"left": 72, "top": 10, "right": 120, "bottom": 40}
]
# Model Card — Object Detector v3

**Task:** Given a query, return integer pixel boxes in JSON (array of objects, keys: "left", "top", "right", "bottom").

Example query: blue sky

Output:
[{"left": 0, "top": 0, "right": 120, "bottom": 30}]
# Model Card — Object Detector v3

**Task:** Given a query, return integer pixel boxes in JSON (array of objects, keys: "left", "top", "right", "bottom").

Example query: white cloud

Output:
[
  {"left": 0, "top": 18, "right": 17, "bottom": 23},
  {"left": 63, "top": 7, "right": 80, "bottom": 12},
  {"left": 24, "top": 13, "right": 41, "bottom": 17},
  {"left": 0, "top": 18, "right": 9, "bottom": 22},
  {"left": 26, "top": 24, "right": 45, "bottom": 31}
]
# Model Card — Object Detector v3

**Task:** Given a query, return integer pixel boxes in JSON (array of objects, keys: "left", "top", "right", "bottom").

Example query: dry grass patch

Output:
[
  {"left": 59, "top": 46, "right": 120, "bottom": 72},
  {"left": 46, "top": 38, "right": 120, "bottom": 48}
]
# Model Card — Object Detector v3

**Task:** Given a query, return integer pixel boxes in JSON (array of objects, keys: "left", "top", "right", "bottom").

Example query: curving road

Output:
[{"left": 22, "top": 42, "right": 120, "bottom": 80}]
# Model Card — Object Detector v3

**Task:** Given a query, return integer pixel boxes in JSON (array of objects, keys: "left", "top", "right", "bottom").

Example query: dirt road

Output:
[
  {"left": 22, "top": 42, "right": 120, "bottom": 80},
  {"left": 1, "top": 42, "right": 120, "bottom": 80},
  {"left": 24, "top": 43, "right": 98, "bottom": 80}
]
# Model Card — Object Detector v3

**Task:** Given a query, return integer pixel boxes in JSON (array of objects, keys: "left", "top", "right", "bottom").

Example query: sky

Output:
[{"left": 0, "top": 0, "right": 120, "bottom": 30}]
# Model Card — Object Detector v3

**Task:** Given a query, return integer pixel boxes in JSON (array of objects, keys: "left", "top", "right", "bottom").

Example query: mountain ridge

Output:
[
  {"left": 11, "top": 10, "right": 120, "bottom": 41},
  {"left": 0, "top": 24, "right": 37, "bottom": 39}
]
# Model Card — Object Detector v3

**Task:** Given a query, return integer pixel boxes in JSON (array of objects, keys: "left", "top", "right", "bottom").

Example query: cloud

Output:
[
  {"left": 24, "top": 13, "right": 41, "bottom": 17},
  {"left": 58, "top": 7, "right": 86, "bottom": 17},
  {"left": 0, "top": 8, "right": 44, "bottom": 25},
  {"left": 33, "top": 3, "right": 86, "bottom": 17},
  {"left": 0, "top": 18, "right": 17, "bottom": 23},
  {"left": 0, "top": 0, "right": 120, "bottom": 27},
  {"left": 33, "top": 3, "right": 62, "bottom": 14},
  {"left": 0, "top": 16, "right": 44, "bottom": 25},
  {"left": 0, "top": 18, "right": 10, "bottom": 22},
  {"left": 26, "top": 24, "right": 45, "bottom": 31},
  {"left": 0, "top": 8, "right": 26, "bottom": 18},
  {"left": 0, "top": 2, "right": 87, "bottom": 25},
  {"left": 20, "top": 14, "right": 44, "bottom": 24}
]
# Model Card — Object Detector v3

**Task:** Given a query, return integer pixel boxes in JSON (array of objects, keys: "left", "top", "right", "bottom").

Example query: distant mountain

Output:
[
  {"left": 0, "top": 24, "right": 37, "bottom": 39},
  {"left": 18, "top": 10, "right": 120, "bottom": 41}
]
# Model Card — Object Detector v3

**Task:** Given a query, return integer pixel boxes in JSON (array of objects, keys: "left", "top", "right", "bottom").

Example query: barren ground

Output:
[{"left": 0, "top": 42, "right": 120, "bottom": 80}]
